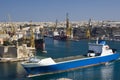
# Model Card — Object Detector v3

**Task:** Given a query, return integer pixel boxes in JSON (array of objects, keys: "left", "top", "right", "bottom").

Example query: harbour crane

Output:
[
  {"left": 66, "top": 13, "right": 73, "bottom": 39},
  {"left": 8, "top": 14, "right": 16, "bottom": 36},
  {"left": 86, "top": 19, "right": 92, "bottom": 39}
]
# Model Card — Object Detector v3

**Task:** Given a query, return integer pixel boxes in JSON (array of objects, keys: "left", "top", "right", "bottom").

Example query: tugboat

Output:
[{"left": 21, "top": 39, "right": 120, "bottom": 77}]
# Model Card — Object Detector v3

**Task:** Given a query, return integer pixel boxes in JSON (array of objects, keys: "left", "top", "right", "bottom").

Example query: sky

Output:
[{"left": 0, "top": 0, "right": 120, "bottom": 22}]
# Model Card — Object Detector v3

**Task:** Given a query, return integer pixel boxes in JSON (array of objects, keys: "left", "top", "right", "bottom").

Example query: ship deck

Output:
[{"left": 54, "top": 55, "right": 86, "bottom": 62}]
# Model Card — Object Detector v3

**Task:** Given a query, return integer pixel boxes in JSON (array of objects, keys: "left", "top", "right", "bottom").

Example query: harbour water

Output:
[{"left": 0, "top": 37, "right": 120, "bottom": 80}]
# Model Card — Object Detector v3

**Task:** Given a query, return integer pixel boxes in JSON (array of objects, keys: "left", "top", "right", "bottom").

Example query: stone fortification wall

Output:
[
  {"left": 0, "top": 46, "right": 17, "bottom": 58},
  {"left": 0, "top": 44, "right": 34, "bottom": 58}
]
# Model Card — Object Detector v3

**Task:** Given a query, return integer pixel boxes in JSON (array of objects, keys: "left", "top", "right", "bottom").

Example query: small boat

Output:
[{"left": 21, "top": 40, "right": 120, "bottom": 77}]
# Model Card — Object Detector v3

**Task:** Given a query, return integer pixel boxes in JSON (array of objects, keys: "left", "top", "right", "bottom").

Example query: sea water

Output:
[{"left": 0, "top": 37, "right": 120, "bottom": 80}]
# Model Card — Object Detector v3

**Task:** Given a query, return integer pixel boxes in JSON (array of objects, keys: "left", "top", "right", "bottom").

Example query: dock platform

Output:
[{"left": 0, "top": 58, "right": 29, "bottom": 62}]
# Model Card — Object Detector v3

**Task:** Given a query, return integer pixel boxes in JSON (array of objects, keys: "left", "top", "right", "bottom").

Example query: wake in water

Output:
[{"left": 104, "top": 57, "right": 120, "bottom": 66}]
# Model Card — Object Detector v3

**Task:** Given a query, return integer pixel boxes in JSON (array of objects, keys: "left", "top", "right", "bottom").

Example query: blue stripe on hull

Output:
[{"left": 25, "top": 53, "right": 120, "bottom": 75}]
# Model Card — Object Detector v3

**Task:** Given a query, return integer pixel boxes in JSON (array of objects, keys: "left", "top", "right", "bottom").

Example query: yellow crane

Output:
[
  {"left": 66, "top": 13, "right": 72, "bottom": 39},
  {"left": 86, "top": 19, "right": 92, "bottom": 39},
  {"left": 86, "top": 29, "right": 91, "bottom": 39},
  {"left": 53, "top": 19, "right": 58, "bottom": 32},
  {"left": 29, "top": 23, "right": 35, "bottom": 47},
  {"left": 8, "top": 14, "right": 16, "bottom": 36}
]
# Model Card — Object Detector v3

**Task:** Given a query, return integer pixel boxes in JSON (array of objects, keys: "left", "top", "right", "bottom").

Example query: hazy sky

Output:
[{"left": 0, "top": 0, "right": 120, "bottom": 22}]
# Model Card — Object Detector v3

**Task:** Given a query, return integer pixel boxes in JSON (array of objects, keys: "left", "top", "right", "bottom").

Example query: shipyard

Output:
[
  {"left": 1, "top": 0, "right": 120, "bottom": 80},
  {"left": 0, "top": 19, "right": 120, "bottom": 41},
  {"left": 0, "top": 18, "right": 120, "bottom": 61}
]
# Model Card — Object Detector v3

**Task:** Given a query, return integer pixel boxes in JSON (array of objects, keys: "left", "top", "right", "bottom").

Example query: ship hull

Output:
[
  {"left": 34, "top": 39, "right": 44, "bottom": 50},
  {"left": 53, "top": 35, "right": 67, "bottom": 41},
  {"left": 22, "top": 53, "right": 119, "bottom": 77}
]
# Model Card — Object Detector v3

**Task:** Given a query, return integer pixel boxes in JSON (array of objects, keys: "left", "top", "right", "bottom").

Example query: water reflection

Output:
[
  {"left": 30, "top": 64, "right": 115, "bottom": 80},
  {"left": 16, "top": 62, "right": 27, "bottom": 78},
  {"left": 30, "top": 66, "right": 97, "bottom": 80},
  {"left": 0, "top": 62, "right": 27, "bottom": 80},
  {"left": 0, "top": 59, "right": 117, "bottom": 80},
  {"left": 53, "top": 40, "right": 59, "bottom": 47},
  {"left": 0, "top": 63, "right": 18, "bottom": 80},
  {"left": 100, "top": 63, "right": 114, "bottom": 80}
]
